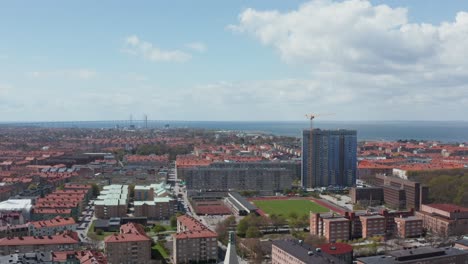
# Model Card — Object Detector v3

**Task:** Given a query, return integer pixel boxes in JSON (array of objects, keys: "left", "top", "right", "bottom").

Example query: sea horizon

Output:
[{"left": 1, "top": 119, "right": 467, "bottom": 143}]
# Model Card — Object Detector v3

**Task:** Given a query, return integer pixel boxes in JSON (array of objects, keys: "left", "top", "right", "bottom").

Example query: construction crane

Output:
[{"left": 305, "top": 113, "right": 335, "bottom": 131}]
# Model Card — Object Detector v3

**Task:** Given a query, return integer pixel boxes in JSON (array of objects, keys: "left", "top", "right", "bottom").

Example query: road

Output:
[{"left": 76, "top": 200, "right": 103, "bottom": 249}]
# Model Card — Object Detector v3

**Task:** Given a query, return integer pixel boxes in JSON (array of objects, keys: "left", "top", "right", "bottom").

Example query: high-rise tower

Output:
[{"left": 302, "top": 129, "right": 357, "bottom": 188}]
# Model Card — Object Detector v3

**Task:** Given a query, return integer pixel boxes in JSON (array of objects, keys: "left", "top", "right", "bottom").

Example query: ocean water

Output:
[
  {"left": 164, "top": 121, "right": 468, "bottom": 142},
  {"left": 2, "top": 120, "right": 467, "bottom": 142}
]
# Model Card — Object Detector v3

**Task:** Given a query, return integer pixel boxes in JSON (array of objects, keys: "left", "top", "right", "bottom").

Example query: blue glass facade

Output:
[{"left": 302, "top": 129, "right": 357, "bottom": 188}]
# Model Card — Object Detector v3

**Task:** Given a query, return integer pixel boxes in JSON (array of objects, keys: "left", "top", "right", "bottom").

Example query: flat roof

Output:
[
  {"left": 228, "top": 192, "right": 257, "bottom": 211},
  {"left": 357, "top": 247, "right": 468, "bottom": 264},
  {"left": 273, "top": 240, "right": 344, "bottom": 264}
]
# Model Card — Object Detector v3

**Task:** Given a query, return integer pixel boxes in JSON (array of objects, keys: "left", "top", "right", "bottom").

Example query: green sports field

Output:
[{"left": 253, "top": 199, "right": 329, "bottom": 218}]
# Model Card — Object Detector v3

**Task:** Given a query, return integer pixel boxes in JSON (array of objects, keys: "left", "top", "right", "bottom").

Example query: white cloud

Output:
[
  {"left": 27, "top": 69, "right": 96, "bottom": 80},
  {"left": 185, "top": 42, "right": 207, "bottom": 52},
  {"left": 226, "top": 0, "right": 468, "bottom": 119},
  {"left": 123, "top": 35, "right": 192, "bottom": 62}
]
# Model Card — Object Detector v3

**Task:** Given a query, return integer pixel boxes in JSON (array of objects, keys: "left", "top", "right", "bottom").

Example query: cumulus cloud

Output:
[
  {"left": 185, "top": 42, "right": 207, "bottom": 52},
  {"left": 123, "top": 35, "right": 192, "bottom": 62},
  {"left": 225, "top": 0, "right": 468, "bottom": 119}
]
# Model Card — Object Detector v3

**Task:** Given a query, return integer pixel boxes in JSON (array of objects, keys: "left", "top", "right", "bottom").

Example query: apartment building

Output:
[
  {"left": 374, "top": 175, "right": 428, "bottom": 210},
  {"left": 272, "top": 240, "right": 345, "bottom": 264},
  {"left": 133, "top": 183, "right": 175, "bottom": 220},
  {"left": 29, "top": 216, "right": 77, "bottom": 236},
  {"left": 359, "top": 215, "right": 386, "bottom": 238},
  {"left": 310, "top": 212, "right": 350, "bottom": 242},
  {"left": 394, "top": 216, "right": 423, "bottom": 238},
  {"left": 104, "top": 223, "right": 151, "bottom": 264},
  {"left": 94, "top": 185, "right": 128, "bottom": 219},
  {"left": 0, "top": 224, "right": 30, "bottom": 239},
  {"left": 173, "top": 215, "right": 218, "bottom": 264},
  {"left": 0, "top": 231, "right": 79, "bottom": 255},
  {"left": 357, "top": 246, "right": 468, "bottom": 264},
  {"left": 349, "top": 187, "right": 384, "bottom": 205},
  {"left": 415, "top": 204, "right": 468, "bottom": 237},
  {"left": 183, "top": 162, "right": 298, "bottom": 194}
]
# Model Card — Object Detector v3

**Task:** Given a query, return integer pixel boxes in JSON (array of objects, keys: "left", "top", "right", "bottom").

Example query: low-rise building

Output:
[
  {"left": 0, "top": 199, "right": 33, "bottom": 221},
  {"left": 104, "top": 222, "right": 151, "bottom": 264},
  {"left": 454, "top": 238, "right": 468, "bottom": 250},
  {"left": 51, "top": 250, "right": 107, "bottom": 264},
  {"left": 359, "top": 215, "right": 386, "bottom": 238},
  {"left": 350, "top": 187, "right": 384, "bottom": 206},
  {"left": 318, "top": 242, "right": 353, "bottom": 264},
  {"left": 32, "top": 209, "right": 73, "bottom": 221},
  {"left": 94, "top": 185, "right": 128, "bottom": 219},
  {"left": 415, "top": 203, "right": 468, "bottom": 237},
  {"left": 224, "top": 192, "right": 258, "bottom": 216},
  {"left": 173, "top": 215, "right": 218, "bottom": 264},
  {"left": 272, "top": 240, "right": 345, "bottom": 264},
  {"left": 356, "top": 246, "right": 468, "bottom": 264},
  {"left": 0, "top": 224, "right": 30, "bottom": 239},
  {"left": 394, "top": 216, "right": 423, "bottom": 238},
  {"left": 0, "top": 231, "right": 79, "bottom": 255},
  {"left": 0, "top": 252, "right": 53, "bottom": 263},
  {"left": 29, "top": 216, "right": 77, "bottom": 236},
  {"left": 310, "top": 212, "right": 350, "bottom": 242},
  {"left": 133, "top": 183, "right": 175, "bottom": 220}
]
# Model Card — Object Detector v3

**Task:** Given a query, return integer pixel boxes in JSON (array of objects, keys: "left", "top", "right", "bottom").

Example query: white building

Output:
[{"left": 29, "top": 216, "right": 77, "bottom": 236}]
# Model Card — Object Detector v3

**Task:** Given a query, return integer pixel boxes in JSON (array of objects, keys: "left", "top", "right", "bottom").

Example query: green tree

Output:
[
  {"left": 304, "top": 234, "right": 326, "bottom": 247},
  {"left": 91, "top": 183, "right": 100, "bottom": 197},
  {"left": 237, "top": 219, "right": 249, "bottom": 237},
  {"left": 270, "top": 214, "right": 287, "bottom": 229},
  {"left": 288, "top": 212, "right": 298, "bottom": 220},
  {"left": 246, "top": 226, "right": 261, "bottom": 238},
  {"left": 128, "top": 184, "right": 135, "bottom": 199},
  {"left": 170, "top": 216, "right": 177, "bottom": 228},
  {"left": 153, "top": 225, "right": 166, "bottom": 233}
]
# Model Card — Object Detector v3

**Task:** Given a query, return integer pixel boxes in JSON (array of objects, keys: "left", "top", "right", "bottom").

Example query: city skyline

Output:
[{"left": 1, "top": 0, "right": 468, "bottom": 121}]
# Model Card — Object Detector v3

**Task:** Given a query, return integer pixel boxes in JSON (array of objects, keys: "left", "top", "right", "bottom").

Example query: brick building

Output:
[
  {"left": 133, "top": 183, "right": 176, "bottom": 220},
  {"left": 359, "top": 215, "right": 386, "bottom": 238},
  {"left": 0, "top": 231, "right": 79, "bottom": 255},
  {"left": 415, "top": 204, "right": 468, "bottom": 237},
  {"left": 374, "top": 175, "right": 428, "bottom": 211},
  {"left": 357, "top": 246, "right": 468, "bottom": 264},
  {"left": 310, "top": 212, "right": 350, "bottom": 242},
  {"left": 349, "top": 187, "right": 384, "bottom": 205},
  {"left": 104, "top": 223, "right": 151, "bottom": 264},
  {"left": 173, "top": 215, "right": 218, "bottom": 264},
  {"left": 394, "top": 216, "right": 423, "bottom": 238},
  {"left": 94, "top": 185, "right": 128, "bottom": 219},
  {"left": 272, "top": 240, "right": 345, "bottom": 264}
]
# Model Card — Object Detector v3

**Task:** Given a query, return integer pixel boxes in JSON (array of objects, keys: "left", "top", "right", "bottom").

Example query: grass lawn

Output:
[
  {"left": 253, "top": 199, "right": 329, "bottom": 218},
  {"left": 87, "top": 220, "right": 118, "bottom": 241},
  {"left": 152, "top": 243, "right": 169, "bottom": 259}
]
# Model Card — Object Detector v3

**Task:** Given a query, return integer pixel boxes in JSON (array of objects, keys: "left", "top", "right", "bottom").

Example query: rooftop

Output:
[
  {"left": 425, "top": 203, "right": 468, "bottom": 213},
  {"left": 357, "top": 246, "right": 468, "bottom": 264},
  {"left": 273, "top": 240, "right": 344, "bottom": 264},
  {"left": 0, "top": 232, "right": 79, "bottom": 246}
]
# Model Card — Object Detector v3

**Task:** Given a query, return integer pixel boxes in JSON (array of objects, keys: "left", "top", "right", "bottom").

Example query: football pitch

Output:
[{"left": 253, "top": 199, "right": 330, "bottom": 218}]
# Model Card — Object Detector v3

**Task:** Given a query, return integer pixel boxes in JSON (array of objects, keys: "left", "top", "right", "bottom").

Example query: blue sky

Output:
[{"left": 1, "top": 0, "right": 468, "bottom": 121}]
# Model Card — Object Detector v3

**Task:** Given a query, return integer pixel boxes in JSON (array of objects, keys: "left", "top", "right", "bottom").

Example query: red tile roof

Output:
[
  {"left": 427, "top": 204, "right": 468, "bottom": 213},
  {"left": 0, "top": 232, "right": 79, "bottom": 246},
  {"left": 175, "top": 215, "right": 217, "bottom": 239},
  {"left": 104, "top": 223, "right": 150, "bottom": 243},
  {"left": 31, "top": 216, "right": 76, "bottom": 229},
  {"left": 319, "top": 242, "right": 353, "bottom": 255}
]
